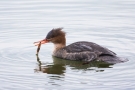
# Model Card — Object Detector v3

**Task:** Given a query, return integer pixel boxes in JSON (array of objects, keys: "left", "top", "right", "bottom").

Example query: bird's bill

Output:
[{"left": 34, "top": 39, "right": 49, "bottom": 46}]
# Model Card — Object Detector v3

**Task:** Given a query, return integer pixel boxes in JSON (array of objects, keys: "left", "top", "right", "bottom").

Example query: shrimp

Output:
[{"left": 36, "top": 42, "right": 41, "bottom": 55}]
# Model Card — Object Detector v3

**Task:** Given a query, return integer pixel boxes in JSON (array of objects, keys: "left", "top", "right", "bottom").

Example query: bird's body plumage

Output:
[{"left": 53, "top": 41, "right": 124, "bottom": 63}]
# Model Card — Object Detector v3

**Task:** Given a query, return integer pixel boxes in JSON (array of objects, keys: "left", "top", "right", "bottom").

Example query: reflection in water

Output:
[
  {"left": 35, "top": 55, "right": 114, "bottom": 74},
  {"left": 34, "top": 54, "right": 65, "bottom": 75}
]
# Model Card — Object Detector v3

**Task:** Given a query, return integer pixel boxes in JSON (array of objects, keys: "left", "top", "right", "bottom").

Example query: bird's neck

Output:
[
  {"left": 54, "top": 43, "right": 65, "bottom": 51},
  {"left": 53, "top": 37, "right": 66, "bottom": 52}
]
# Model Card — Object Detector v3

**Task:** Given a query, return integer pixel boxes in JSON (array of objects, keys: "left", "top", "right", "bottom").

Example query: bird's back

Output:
[{"left": 65, "top": 41, "right": 116, "bottom": 56}]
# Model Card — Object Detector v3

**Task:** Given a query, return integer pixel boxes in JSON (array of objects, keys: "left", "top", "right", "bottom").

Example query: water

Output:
[{"left": 0, "top": 0, "right": 135, "bottom": 90}]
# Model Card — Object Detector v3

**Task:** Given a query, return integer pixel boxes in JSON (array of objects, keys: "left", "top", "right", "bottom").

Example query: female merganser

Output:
[{"left": 34, "top": 28, "right": 128, "bottom": 64}]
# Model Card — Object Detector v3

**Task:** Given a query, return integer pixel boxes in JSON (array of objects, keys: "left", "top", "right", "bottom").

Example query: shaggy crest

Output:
[{"left": 45, "top": 28, "right": 66, "bottom": 39}]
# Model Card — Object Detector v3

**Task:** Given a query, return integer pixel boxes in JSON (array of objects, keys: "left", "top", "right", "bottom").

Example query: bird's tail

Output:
[{"left": 98, "top": 56, "right": 128, "bottom": 64}]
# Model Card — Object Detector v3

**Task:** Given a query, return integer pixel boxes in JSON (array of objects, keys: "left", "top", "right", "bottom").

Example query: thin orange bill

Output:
[{"left": 34, "top": 39, "right": 49, "bottom": 46}]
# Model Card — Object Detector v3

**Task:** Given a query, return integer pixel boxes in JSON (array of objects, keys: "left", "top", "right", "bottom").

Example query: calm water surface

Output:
[{"left": 0, "top": 0, "right": 135, "bottom": 90}]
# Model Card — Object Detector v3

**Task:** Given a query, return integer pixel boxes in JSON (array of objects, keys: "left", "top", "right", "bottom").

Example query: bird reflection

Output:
[
  {"left": 35, "top": 54, "right": 114, "bottom": 74},
  {"left": 34, "top": 54, "right": 65, "bottom": 75}
]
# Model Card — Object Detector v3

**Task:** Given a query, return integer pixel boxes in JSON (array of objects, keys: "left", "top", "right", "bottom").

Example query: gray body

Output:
[{"left": 53, "top": 41, "right": 127, "bottom": 64}]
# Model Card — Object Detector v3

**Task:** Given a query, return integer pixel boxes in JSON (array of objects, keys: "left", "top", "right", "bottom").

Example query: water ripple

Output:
[{"left": 0, "top": 0, "right": 135, "bottom": 90}]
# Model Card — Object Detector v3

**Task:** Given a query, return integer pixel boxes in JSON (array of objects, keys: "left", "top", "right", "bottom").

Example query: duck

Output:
[{"left": 34, "top": 28, "right": 128, "bottom": 64}]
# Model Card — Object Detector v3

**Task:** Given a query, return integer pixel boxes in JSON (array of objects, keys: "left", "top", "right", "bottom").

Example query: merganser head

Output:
[
  {"left": 45, "top": 28, "right": 66, "bottom": 44},
  {"left": 34, "top": 28, "right": 66, "bottom": 46}
]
